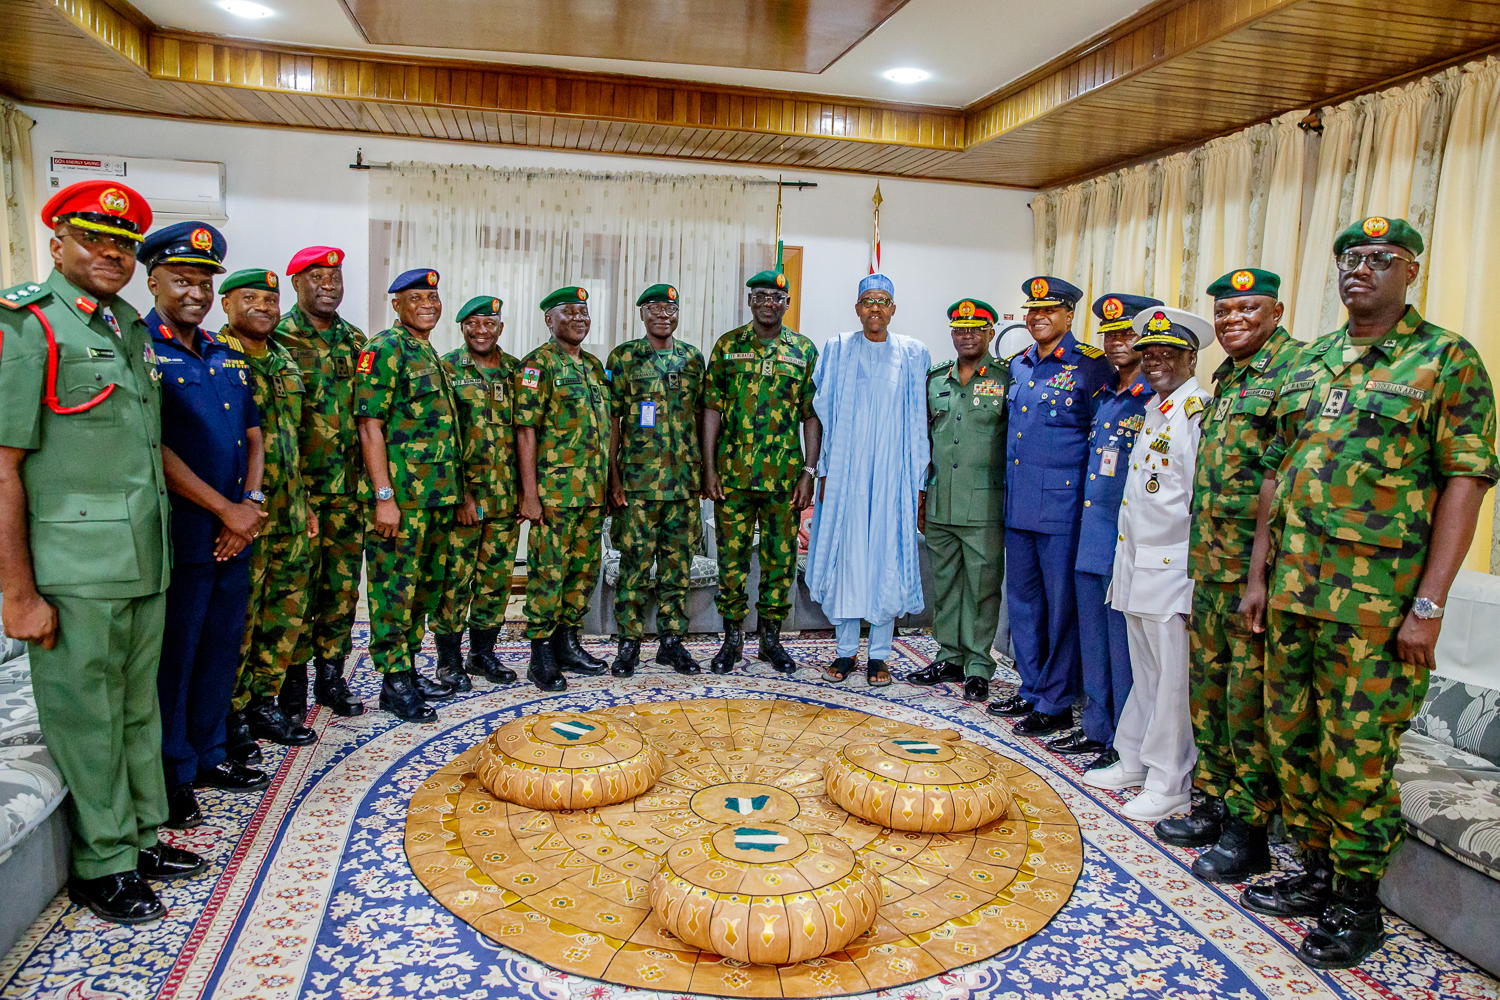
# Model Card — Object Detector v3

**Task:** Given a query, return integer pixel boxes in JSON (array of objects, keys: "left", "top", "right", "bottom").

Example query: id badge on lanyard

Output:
[
  {"left": 1100, "top": 448, "right": 1119, "bottom": 477},
  {"left": 639, "top": 401, "right": 657, "bottom": 428}
]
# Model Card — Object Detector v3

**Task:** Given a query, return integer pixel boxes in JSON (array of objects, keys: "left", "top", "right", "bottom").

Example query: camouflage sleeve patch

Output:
[
  {"left": 354, "top": 339, "right": 398, "bottom": 421},
  {"left": 703, "top": 336, "right": 729, "bottom": 413},
  {"left": 1183, "top": 395, "right": 1207, "bottom": 419},
  {"left": 797, "top": 340, "right": 819, "bottom": 421},
  {"left": 512, "top": 357, "right": 550, "bottom": 428},
  {"left": 604, "top": 345, "right": 630, "bottom": 419},
  {"left": 1434, "top": 341, "right": 1500, "bottom": 482}
]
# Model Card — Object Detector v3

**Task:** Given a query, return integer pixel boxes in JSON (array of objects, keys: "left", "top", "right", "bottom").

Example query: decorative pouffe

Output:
[
  {"left": 650, "top": 821, "right": 883, "bottom": 965},
  {"left": 475, "top": 711, "right": 663, "bottom": 810},
  {"left": 824, "top": 729, "right": 1012, "bottom": 833}
]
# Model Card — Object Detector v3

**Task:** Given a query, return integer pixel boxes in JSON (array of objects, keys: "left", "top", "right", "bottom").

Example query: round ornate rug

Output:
[{"left": 406, "top": 697, "right": 1081, "bottom": 997}]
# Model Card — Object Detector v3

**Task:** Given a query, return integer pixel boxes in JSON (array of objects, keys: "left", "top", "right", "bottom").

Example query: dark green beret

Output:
[
  {"left": 540, "top": 286, "right": 589, "bottom": 312},
  {"left": 745, "top": 270, "right": 789, "bottom": 291},
  {"left": 456, "top": 295, "right": 503, "bottom": 323},
  {"left": 636, "top": 283, "right": 679, "bottom": 306},
  {"left": 1334, "top": 216, "right": 1424, "bottom": 257},
  {"left": 1205, "top": 267, "right": 1281, "bottom": 301},
  {"left": 947, "top": 298, "right": 999, "bottom": 328},
  {"left": 219, "top": 268, "right": 281, "bottom": 295}
]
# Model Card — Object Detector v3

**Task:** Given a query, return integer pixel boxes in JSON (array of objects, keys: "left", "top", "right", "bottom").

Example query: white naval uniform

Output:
[{"left": 1108, "top": 376, "right": 1209, "bottom": 797}]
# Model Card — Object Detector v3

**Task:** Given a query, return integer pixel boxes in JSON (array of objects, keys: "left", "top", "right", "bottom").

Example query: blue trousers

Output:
[
  {"left": 1005, "top": 527, "right": 1081, "bottom": 715},
  {"left": 833, "top": 617, "right": 895, "bottom": 659},
  {"left": 158, "top": 558, "right": 252, "bottom": 787},
  {"left": 1075, "top": 570, "right": 1133, "bottom": 744}
]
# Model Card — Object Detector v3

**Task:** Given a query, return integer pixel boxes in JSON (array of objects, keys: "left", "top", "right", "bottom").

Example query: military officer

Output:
[
  {"left": 515, "top": 286, "right": 612, "bottom": 691},
  {"left": 1055, "top": 293, "right": 1159, "bottom": 769},
  {"left": 1241, "top": 218, "right": 1497, "bottom": 969},
  {"left": 0, "top": 181, "right": 204, "bottom": 924},
  {"left": 272, "top": 246, "right": 366, "bottom": 718},
  {"left": 220, "top": 268, "right": 319, "bottom": 755},
  {"left": 1155, "top": 268, "right": 1300, "bottom": 882},
  {"left": 143, "top": 222, "right": 272, "bottom": 832},
  {"left": 989, "top": 276, "right": 1113, "bottom": 736},
  {"left": 605, "top": 283, "right": 706, "bottom": 677},
  {"left": 356, "top": 268, "right": 464, "bottom": 722},
  {"left": 909, "top": 298, "right": 1010, "bottom": 702},
  {"left": 432, "top": 295, "right": 520, "bottom": 689},
  {"left": 1082, "top": 307, "right": 1211, "bottom": 823},
  {"left": 702, "top": 270, "right": 821, "bottom": 673}
]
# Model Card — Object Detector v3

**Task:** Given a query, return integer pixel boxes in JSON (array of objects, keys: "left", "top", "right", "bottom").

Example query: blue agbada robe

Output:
[{"left": 806, "top": 330, "right": 931, "bottom": 622}]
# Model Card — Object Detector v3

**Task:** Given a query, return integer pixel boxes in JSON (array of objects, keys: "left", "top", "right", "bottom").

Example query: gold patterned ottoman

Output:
[
  {"left": 475, "top": 712, "right": 663, "bottom": 810},
  {"left": 649, "top": 822, "right": 883, "bottom": 965},
  {"left": 823, "top": 730, "right": 1013, "bottom": 833}
]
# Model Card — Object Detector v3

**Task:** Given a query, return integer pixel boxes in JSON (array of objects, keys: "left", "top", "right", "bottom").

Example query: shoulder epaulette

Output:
[
  {"left": 0, "top": 282, "right": 50, "bottom": 311},
  {"left": 928, "top": 359, "right": 953, "bottom": 374},
  {"left": 1076, "top": 342, "right": 1105, "bottom": 359},
  {"left": 217, "top": 332, "right": 246, "bottom": 354},
  {"left": 1183, "top": 395, "right": 1207, "bottom": 418}
]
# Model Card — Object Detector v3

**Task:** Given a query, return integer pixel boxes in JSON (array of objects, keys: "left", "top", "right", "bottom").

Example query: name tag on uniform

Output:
[
  {"left": 88, "top": 347, "right": 116, "bottom": 360},
  {"left": 1321, "top": 387, "right": 1348, "bottom": 417},
  {"left": 725, "top": 352, "right": 756, "bottom": 361},
  {"left": 639, "top": 401, "right": 657, "bottom": 427},
  {"left": 1365, "top": 380, "right": 1427, "bottom": 400},
  {"left": 1100, "top": 448, "right": 1119, "bottom": 477}
]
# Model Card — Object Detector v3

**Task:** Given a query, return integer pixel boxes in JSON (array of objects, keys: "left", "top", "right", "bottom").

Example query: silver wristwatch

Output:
[
  {"left": 375, "top": 486, "right": 395, "bottom": 502},
  {"left": 1412, "top": 597, "right": 1444, "bottom": 620}
]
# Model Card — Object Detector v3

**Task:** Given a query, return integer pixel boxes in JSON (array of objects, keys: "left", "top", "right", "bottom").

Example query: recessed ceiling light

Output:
[
  {"left": 218, "top": 0, "right": 275, "bottom": 17},
  {"left": 883, "top": 67, "right": 930, "bottom": 84}
]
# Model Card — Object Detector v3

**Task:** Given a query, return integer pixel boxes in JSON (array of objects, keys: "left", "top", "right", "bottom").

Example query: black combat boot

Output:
[
  {"left": 528, "top": 637, "right": 567, "bottom": 692},
  {"left": 279, "top": 662, "right": 309, "bottom": 724},
  {"left": 466, "top": 627, "right": 516, "bottom": 683},
  {"left": 657, "top": 635, "right": 700, "bottom": 674},
  {"left": 224, "top": 708, "right": 262, "bottom": 766},
  {"left": 1241, "top": 848, "right": 1334, "bottom": 917},
  {"left": 757, "top": 619, "right": 797, "bottom": 673},
  {"left": 552, "top": 627, "right": 607, "bottom": 675},
  {"left": 433, "top": 633, "right": 472, "bottom": 693},
  {"left": 379, "top": 669, "right": 436, "bottom": 723},
  {"left": 1297, "top": 874, "right": 1385, "bottom": 969},
  {"left": 313, "top": 657, "right": 364, "bottom": 716},
  {"left": 413, "top": 670, "right": 456, "bottom": 701},
  {"left": 245, "top": 694, "right": 317, "bottom": 746},
  {"left": 710, "top": 621, "right": 743, "bottom": 674},
  {"left": 1191, "top": 815, "right": 1271, "bottom": 882},
  {"left": 612, "top": 638, "right": 641, "bottom": 678},
  {"left": 1155, "top": 795, "right": 1227, "bottom": 847}
]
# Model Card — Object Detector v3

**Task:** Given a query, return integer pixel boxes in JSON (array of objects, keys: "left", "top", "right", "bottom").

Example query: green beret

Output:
[
  {"left": 947, "top": 298, "right": 999, "bottom": 328},
  {"left": 456, "top": 295, "right": 503, "bottom": 323},
  {"left": 745, "top": 270, "right": 789, "bottom": 291},
  {"left": 219, "top": 268, "right": 281, "bottom": 295},
  {"left": 1205, "top": 267, "right": 1281, "bottom": 301},
  {"left": 1334, "top": 216, "right": 1424, "bottom": 257},
  {"left": 539, "top": 285, "right": 589, "bottom": 312},
  {"left": 636, "top": 283, "right": 679, "bottom": 306}
]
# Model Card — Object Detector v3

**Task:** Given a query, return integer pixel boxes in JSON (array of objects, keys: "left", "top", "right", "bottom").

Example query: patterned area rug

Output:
[{"left": 2, "top": 629, "right": 1497, "bottom": 1000}]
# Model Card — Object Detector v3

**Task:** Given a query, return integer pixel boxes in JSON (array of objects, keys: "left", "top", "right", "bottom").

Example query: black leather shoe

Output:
[
  {"left": 1241, "top": 849, "right": 1334, "bottom": 917},
  {"left": 414, "top": 671, "right": 457, "bottom": 701},
  {"left": 527, "top": 637, "right": 567, "bottom": 692},
  {"left": 552, "top": 627, "right": 608, "bottom": 675},
  {"left": 963, "top": 676, "right": 990, "bottom": 702},
  {"left": 196, "top": 760, "right": 269, "bottom": 792},
  {"left": 224, "top": 709, "right": 262, "bottom": 766},
  {"left": 164, "top": 783, "right": 201, "bottom": 829},
  {"left": 433, "top": 633, "right": 473, "bottom": 693},
  {"left": 68, "top": 871, "right": 164, "bottom": 925},
  {"left": 757, "top": 619, "right": 797, "bottom": 674},
  {"left": 657, "top": 635, "right": 701, "bottom": 675},
  {"left": 907, "top": 661, "right": 964, "bottom": 686},
  {"left": 1013, "top": 710, "right": 1071, "bottom": 736},
  {"left": 313, "top": 657, "right": 365, "bottom": 716},
  {"left": 1084, "top": 748, "right": 1120, "bottom": 771},
  {"left": 278, "top": 662, "right": 309, "bottom": 722},
  {"left": 379, "top": 669, "right": 438, "bottom": 722},
  {"left": 465, "top": 627, "right": 516, "bottom": 683},
  {"left": 1048, "top": 731, "right": 1108, "bottom": 755},
  {"left": 612, "top": 638, "right": 641, "bottom": 678},
  {"left": 1298, "top": 875, "right": 1385, "bottom": 969},
  {"left": 138, "top": 844, "right": 206, "bottom": 881},
  {"left": 1155, "top": 795, "right": 1227, "bottom": 847},
  {"left": 246, "top": 696, "right": 317, "bottom": 747},
  {"left": 1192, "top": 816, "right": 1272, "bottom": 882},
  {"left": 710, "top": 621, "right": 743, "bottom": 674},
  {"left": 986, "top": 695, "right": 1033, "bottom": 718}
]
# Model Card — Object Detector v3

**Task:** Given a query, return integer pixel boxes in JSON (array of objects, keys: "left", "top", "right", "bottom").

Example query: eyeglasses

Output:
[
  {"left": 857, "top": 297, "right": 894, "bottom": 308},
  {"left": 748, "top": 291, "right": 789, "bottom": 305},
  {"left": 64, "top": 226, "right": 138, "bottom": 255},
  {"left": 1335, "top": 250, "right": 1413, "bottom": 272},
  {"left": 641, "top": 303, "right": 679, "bottom": 317}
]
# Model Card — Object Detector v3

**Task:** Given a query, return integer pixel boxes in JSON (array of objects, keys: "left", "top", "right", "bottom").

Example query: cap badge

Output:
[
  {"left": 190, "top": 228, "right": 213, "bottom": 251},
  {"left": 775, "top": 274, "right": 787, "bottom": 289},
  {"left": 266, "top": 271, "right": 278, "bottom": 288},
  {"left": 1146, "top": 311, "right": 1172, "bottom": 333},
  {"left": 491, "top": 298, "right": 500, "bottom": 312},
  {"left": 958, "top": 300, "right": 976, "bottom": 318},
  {"left": 327, "top": 251, "right": 340, "bottom": 265},
  {"left": 667, "top": 286, "right": 678, "bottom": 300},
  {"left": 1231, "top": 270, "right": 1255, "bottom": 290},
  {"left": 577, "top": 288, "right": 588, "bottom": 301},
  {"left": 1363, "top": 217, "right": 1390, "bottom": 238},
  {"left": 426, "top": 271, "right": 438, "bottom": 286},
  {"left": 1030, "top": 277, "right": 1049, "bottom": 299},
  {"left": 99, "top": 187, "right": 129, "bottom": 216},
  {"left": 1101, "top": 297, "right": 1123, "bottom": 320}
]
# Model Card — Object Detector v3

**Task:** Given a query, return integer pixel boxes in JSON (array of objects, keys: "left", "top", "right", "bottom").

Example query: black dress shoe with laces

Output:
[
  {"left": 1084, "top": 748, "right": 1120, "bottom": 771},
  {"left": 414, "top": 671, "right": 457, "bottom": 701},
  {"left": 1013, "top": 710, "right": 1072, "bottom": 736},
  {"left": 1155, "top": 795, "right": 1227, "bottom": 847},
  {"left": 963, "top": 676, "right": 990, "bottom": 702},
  {"left": 138, "top": 844, "right": 207, "bottom": 881},
  {"left": 224, "top": 709, "right": 262, "bottom": 766},
  {"left": 68, "top": 871, "right": 164, "bottom": 925},
  {"left": 907, "top": 661, "right": 964, "bottom": 686},
  {"left": 164, "top": 783, "right": 201, "bottom": 829},
  {"left": 246, "top": 696, "right": 317, "bottom": 746},
  {"left": 1048, "top": 731, "right": 1108, "bottom": 755},
  {"left": 196, "top": 760, "right": 270, "bottom": 792},
  {"left": 986, "top": 695, "right": 1033, "bottom": 718}
]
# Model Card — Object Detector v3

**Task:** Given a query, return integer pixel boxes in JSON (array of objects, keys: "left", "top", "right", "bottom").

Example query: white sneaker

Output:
[
  {"left": 1120, "top": 790, "right": 1191, "bottom": 822},
  {"left": 1081, "top": 760, "right": 1147, "bottom": 790}
]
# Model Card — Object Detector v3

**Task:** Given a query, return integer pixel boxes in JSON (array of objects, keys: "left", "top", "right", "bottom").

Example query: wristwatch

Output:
[
  {"left": 243, "top": 489, "right": 266, "bottom": 505},
  {"left": 375, "top": 487, "right": 395, "bottom": 502},
  {"left": 1412, "top": 597, "right": 1444, "bottom": 620}
]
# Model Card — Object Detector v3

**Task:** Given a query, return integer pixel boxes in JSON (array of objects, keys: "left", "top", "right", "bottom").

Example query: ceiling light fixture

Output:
[
  {"left": 218, "top": 0, "right": 275, "bottom": 17},
  {"left": 882, "top": 67, "right": 930, "bottom": 84}
]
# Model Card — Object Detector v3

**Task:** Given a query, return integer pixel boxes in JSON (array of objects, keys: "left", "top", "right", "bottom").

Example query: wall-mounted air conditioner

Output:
[{"left": 46, "top": 152, "right": 227, "bottom": 222}]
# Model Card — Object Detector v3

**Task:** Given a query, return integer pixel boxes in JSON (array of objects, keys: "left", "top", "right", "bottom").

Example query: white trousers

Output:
[{"left": 1115, "top": 612, "right": 1197, "bottom": 796}]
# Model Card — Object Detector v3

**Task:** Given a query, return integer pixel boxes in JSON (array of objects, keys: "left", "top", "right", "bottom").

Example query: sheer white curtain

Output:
[
  {"left": 0, "top": 100, "right": 36, "bottom": 286},
  {"left": 370, "top": 163, "right": 773, "bottom": 358}
]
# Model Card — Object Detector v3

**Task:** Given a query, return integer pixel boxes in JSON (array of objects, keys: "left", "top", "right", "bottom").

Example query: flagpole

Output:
[
  {"left": 869, "top": 182, "right": 883, "bottom": 275},
  {"left": 774, "top": 174, "right": 785, "bottom": 271}
]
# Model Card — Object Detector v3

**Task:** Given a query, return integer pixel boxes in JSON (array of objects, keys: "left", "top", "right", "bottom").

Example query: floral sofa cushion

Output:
[
  {"left": 599, "top": 515, "right": 719, "bottom": 588},
  {"left": 1409, "top": 675, "right": 1500, "bottom": 765},
  {"left": 0, "top": 649, "right": 68, "bottom": 863}
]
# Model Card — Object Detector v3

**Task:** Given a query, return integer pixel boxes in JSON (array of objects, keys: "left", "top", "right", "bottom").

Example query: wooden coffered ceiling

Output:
[{"left": 6, "top": 0, "right": 1500, "bottom": 188}]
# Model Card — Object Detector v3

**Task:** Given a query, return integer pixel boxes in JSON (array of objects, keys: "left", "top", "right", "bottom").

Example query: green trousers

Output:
[
  {"left": 614, "top": 497, "right": 697, "bottom": 638},
  {"left": 714, "top": 487, "right": 798, "bottom": 623},
  {"left": 298, "top": 491, "right": 364, "bottom": 665},
  {"left": 234, "top": 528, "right": 311, "bottom": 709},
  {"left": 365, "top": 505, "right": 452, "bottom": 673},
  {"left": 29, "top": 592, "right": 167, "bottom": 878},
  {"left": 434, "top": 512, "right": 520, "bottom": 633},
  {"left": 924, "top": 520, "right": 1003, "bottom": 678},
  {"left": 524, "top": 504, "right": 604, "bottom": 639}
]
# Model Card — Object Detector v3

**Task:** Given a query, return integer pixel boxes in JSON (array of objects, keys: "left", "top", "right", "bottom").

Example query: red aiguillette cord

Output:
[{"left": 28, "top": 303, "right": 115, "bottom": 414}]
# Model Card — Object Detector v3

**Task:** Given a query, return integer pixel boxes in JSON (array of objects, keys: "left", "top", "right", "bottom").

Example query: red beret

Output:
[
  {"left": 41, "top": 180, "right": 152, "bottom": 242},
  {"left": 286, "top": 246, "right": 345, "bottom": 275}
]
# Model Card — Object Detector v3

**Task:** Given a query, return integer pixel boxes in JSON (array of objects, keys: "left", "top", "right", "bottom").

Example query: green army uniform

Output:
[
  {"left": 606, "top": 335, "right": 706, "bottom": 638},
  {"left": 514, "top": 340, "right": 611, "bottom": 638},
  {"left": 355, "top": 325, "right": 463, "bottom": 672},
  {"left": 704, "top": 322, "right": 817, "bottom": 623},
  {"left": 0, "top": 271, "right": 171, "bottom": 879},
  {"left": 925, "top": 352, "right": 1009, "bottom": 679}
]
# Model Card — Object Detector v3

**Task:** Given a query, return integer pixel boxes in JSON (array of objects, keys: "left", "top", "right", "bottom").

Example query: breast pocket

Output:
[
  {"left": 1040, "top": 467, "right": 1081, "bottom": 526},
  {"left": 57, "top": 356, "right": 124, "bottom": 417}
]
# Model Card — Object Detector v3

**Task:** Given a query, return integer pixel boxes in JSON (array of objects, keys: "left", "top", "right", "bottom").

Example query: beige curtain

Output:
[{"left": 0, "top": 100, "right": 37, "bottom": 287}]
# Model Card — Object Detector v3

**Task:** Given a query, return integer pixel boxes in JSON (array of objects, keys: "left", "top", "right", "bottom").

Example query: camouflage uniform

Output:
[
  {"left": 514, "top": 341, "right": 610, "bottom": 639},
  {"left": 434, "top": 346, "right": 521, "bottom": 633},
  {"left": 232, "top": 336, "right": 312, "bottom": 709},
  {"left": 704, "top": 323, "right": 817, "bottom": 622},
  {"left": 1186, "top": 326, "right": 1302, "bottom": 825},
  {"left": 1262, "top": 307, "right": 1497, "bottom": 878},
  {"left": 271, "top": 305, "right": 366, "bottom": 666},
  {"left": 355, "top": 326, "right": 462, "bottom": 672}
]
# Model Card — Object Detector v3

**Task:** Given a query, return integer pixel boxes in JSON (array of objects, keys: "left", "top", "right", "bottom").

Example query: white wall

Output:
[{"left": 22, "top": 106, "right": 1036, "bottom": 357}]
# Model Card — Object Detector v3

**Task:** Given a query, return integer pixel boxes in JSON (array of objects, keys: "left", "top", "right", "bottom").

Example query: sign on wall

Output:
[{"left": 47, "top": 152, "right": 226, "bottom": 221}]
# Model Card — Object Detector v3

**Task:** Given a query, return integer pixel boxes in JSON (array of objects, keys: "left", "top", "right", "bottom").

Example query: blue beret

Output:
[
  {"left": 1022, "top": 275, "right": 1081, "bottom": 309},
  {"left": 388, "top": 268, "right": 440, "bottom": 293},
  {"left": 138, "top": 221, "right": 226, "bottom": 273}
]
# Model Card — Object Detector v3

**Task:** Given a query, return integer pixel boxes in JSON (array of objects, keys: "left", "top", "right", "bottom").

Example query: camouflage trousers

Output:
[
  {"left": 614, "top": 497, "right": 698, "bottom": 638},
  {"left": 714, "top": 487, "right": 798, "bottom": 623},
  {"left": 365, "top": 505, "right": 453, "bottom": 673},
  {"left": 233, "top": 529, "right": 312, "bottom": 710},
  {"left": 1264, "top": 608, "right": 1428, "bottom": 879},
  {"left": 294, "top": 492, "right": 364, "bottom": 666},
  {"left": 433, "top": 511, "right": 520, "bottom": 634},
  {"left": 1189, "top": 582, "right": 1280, "bottom": 825},
  {"left": 525, "top": 504, "right": 604, "bottom": 639}
]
